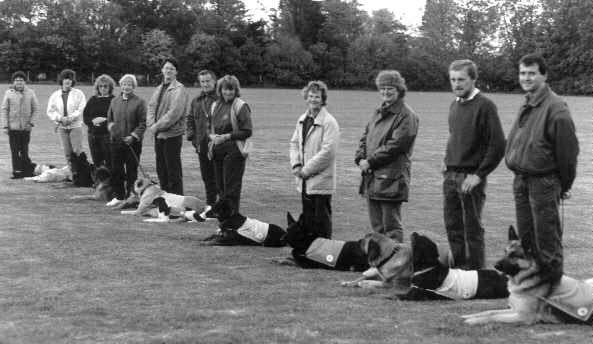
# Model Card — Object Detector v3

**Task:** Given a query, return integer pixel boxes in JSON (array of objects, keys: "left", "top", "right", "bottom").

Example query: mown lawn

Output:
[{"left": 0, "top": 85, "right": 591, "bottom": 344}]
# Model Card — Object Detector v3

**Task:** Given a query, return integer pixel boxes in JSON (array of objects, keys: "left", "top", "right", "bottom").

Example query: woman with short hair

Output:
[
  {"left": 208, "top": 75, "right": 253, "bottom": 212},
  {"left": 83, "top": 74, "right": 116, "bottom": 168}
]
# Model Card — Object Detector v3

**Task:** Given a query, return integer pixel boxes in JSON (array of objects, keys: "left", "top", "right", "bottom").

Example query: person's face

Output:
[
  {"left": 98, "top": 83, "right": 110, "bottom": 96},
  {"left": 222, "top": 87, "right": 235, "bottom": 102},
  {"left": 199, "top": 74, "right": 215, "bottom": 93},
  {"left": 306, "top": 90, "right": 323, "bottom": 111},
  {"left": 161, "top": 62, "right": 177, "bottom": 82},
  {"left": 449, "top": 69, "right": 475, "bottom": 99},
  {"left": 519, "top": 63, "right": 546, "bottom": 94},
  {"left": 62, "top": 78, "right": 73, "bottom": 91},
  {"left": 120, "top": 79, "right": 134, "bottom": 96},
  {"left": 378, "top": 86, "right": 398, "bottom": 103},
  {"left": 13, "top": 77, "right": 25, "bottom": 91}
]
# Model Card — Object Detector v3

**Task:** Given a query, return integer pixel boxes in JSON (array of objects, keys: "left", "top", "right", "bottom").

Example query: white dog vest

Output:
[
  {"left": 305, "top": 238, "right": 345, "bottom": 267},
  {"left": 431, "top": 269, "right": 478, "bottom": 300},
  {"left": 236, "top": 218, "right": 270, "bottom": 243}
]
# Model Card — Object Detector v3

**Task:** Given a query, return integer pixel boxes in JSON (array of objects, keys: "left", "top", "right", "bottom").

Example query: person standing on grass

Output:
[
  {"left": 443, "top": 59, "right": 505, "bottom": 270},
  {"left": 209, "top": 75, "right": 252, "bottom": 213},
  {"left": 146, "top": 58, "right": 188, "bottom": 195},
  {"left": 83, "top": 74, "right": 116, "bottom": 169},
  {"left": 186, "top": 70, "right": 218, "bottom": 219},
  {"left": 289, "top": 81, "right": 339, "bottom": 239},
  {"left": 1, "top": 71, "right": 40, "bottom": 179},
  {"left": 506, "top": 53, "right": 578, "bottom": 287},
  {"left": 105, "top": 74, "right": 147, "bottom": 207},
  {"left": 46, "top": 69, "right": 87, "bottom": 166},
  {"left": 355, "top": 70, "right": 419, "bottom": 243}
]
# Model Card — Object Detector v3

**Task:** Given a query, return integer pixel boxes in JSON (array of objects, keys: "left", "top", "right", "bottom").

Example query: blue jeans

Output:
[{"left": 443, "top": 171, "right": 486, "bottom": 269}]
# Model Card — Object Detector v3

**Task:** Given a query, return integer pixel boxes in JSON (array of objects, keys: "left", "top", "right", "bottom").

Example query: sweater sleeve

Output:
[
  {"left": 186, "top": 98, "right": 197, "bottom": 140},
  {"left": 475, "top": 101, "right": 506, "bottom": 179},
  {"left": 229, "top": 102, "right": 252, "bottom": 141},
  {"left": 83, "top": 96, "right": 94, "bottom": 127},
  {"left": 550, "top": 102, "right": 579, "bottom": 193},
  {"left": 132, "top": 99, "right": 147, "bottom": 141}
]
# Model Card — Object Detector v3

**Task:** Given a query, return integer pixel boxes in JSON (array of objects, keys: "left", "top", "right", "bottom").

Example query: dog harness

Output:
[
  {"left": 236, "top": 218, "right": 270, "bottom": 244},
  {"left": 305, "top": 238, "right": 346, "bottom": 268},
  {"left": 429, "top": 269, "right": 478, "bottom": 300},
  {"left": 539, "top": 276, "right": 593, "bottom": 322}
]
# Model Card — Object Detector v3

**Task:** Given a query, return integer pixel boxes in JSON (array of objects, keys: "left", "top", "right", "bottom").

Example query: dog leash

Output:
[{"left": 125, "top": 140, "right": 150, "bottom": 180}]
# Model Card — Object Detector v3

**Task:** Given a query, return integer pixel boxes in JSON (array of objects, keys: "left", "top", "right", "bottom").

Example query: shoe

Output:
[
  {"left": 106, "top": 198, "right": 124, "bottom": 207},
  {"left": 10, "top": 171, "right": 24, "bottom": 179},
  {"left": 199, "top": 205, "right": 217, "bottom": 221}
]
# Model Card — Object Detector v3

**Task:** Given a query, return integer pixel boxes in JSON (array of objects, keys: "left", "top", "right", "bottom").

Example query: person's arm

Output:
[
  {"left": 367, "top": 111, "right": 418, "bottom": 170},
  {"left": 46, "top": 92, "right": 61, "bottom": 123},
  {"left": 229, "top": 102, "right": 252, "bottom": 140},
  {"left": 475, "top": 101, "right": 506, "bottom": 179},
  {"left": 301, "top": 116, "right": 340, "bottom": 178},
  {"left": 550, "top": 102, "right": 579, "bottom": 194},
  {"left": 29, "top": 90, "right": 39, "bottom": 127},
  {"left": 289, "top": 117, "right": 303, "bottom": 176},
  {"left": 67, "top": 89, "right": 86, "bottom": 122},
  {"left": 132, "top": 99, "right": 147, "bottom": 141},
  {"left": 0, "top": 91, "right": 9, "bottom": 130},
  {"left": 186, "top": 98, "right": 197, "bottom": 142}
]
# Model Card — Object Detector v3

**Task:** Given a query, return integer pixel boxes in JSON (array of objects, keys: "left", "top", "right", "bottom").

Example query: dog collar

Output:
[
  {"left": 412, "top": 266, "right": 437, "bottom": 278},
  {"left": 375, "top": 246, "right": 399, "bottom": 269}
]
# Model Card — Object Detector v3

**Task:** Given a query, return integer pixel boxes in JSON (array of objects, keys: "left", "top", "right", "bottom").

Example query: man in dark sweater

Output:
[
  {"left": 506, "top": 53, "right": 579, "bottom": 287},
  {"left": 443, "top": 59, "right": 505, "bottom": 270}
]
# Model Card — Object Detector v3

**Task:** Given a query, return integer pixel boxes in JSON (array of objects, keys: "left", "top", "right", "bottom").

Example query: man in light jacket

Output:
[
  {"left": 289, "top": 81, "right": 340, "bottom": 239},
  {"left": 46, "top": 69, "right": 86, "bottom": 165},
  {"left": 1, "top": 71, "right": 39, "bottom": 178}
]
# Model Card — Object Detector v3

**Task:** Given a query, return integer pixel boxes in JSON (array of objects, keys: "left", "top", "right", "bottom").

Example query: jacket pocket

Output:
[{"left": 371, "top": 167, "right": 408, "bottom": 200}]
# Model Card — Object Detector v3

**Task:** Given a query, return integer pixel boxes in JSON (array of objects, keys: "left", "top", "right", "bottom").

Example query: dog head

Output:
[
  {"left": 93, "top": 166, "right": 111, "bottom": 183},
  {"left": 92, "top": 166, "right": 113, "bottom": 201},
  {"left": 284, "top": 212, "right": 317, "bottom": 251},
  {"left": 494, "top": 225, "right": 539, "bottom": 278},
  {"left": 133, "top": 177, "right": 156, "bottom": 197},
  {"left": 33, "top": 163, "right": 55, "bottom": 176},
  {"left": 359, "top": 233, "right": 412, "bottom": 281},
  {"left": 211, "top": 199, "right": 237, "bottom": 222}
]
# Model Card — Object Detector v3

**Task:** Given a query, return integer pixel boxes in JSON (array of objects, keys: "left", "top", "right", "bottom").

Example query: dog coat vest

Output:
[
  {"left": 305, "top": 238, "right": 345, "bottom": 268},
  {"left": 431, "top": 269, "right": 478, "bottom": 300},
  {"left": 236, "top": 218, "right": 269, "bottom": 244},
  {"left": 540, "top": 276, "right": 593, "bottom": 322}
]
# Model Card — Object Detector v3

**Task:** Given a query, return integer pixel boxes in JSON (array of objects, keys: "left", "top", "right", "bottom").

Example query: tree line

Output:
[{"left": 0, "top": 0, "right": 591, "bottom": 94}]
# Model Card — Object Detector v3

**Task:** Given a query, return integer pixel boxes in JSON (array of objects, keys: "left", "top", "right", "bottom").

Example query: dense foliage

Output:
[{"left": 0, "top": 0, "right": 591, "bottom": 93}]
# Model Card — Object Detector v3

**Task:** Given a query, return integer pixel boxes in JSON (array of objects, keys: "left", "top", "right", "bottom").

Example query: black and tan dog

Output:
[
  {"left": 283, "top": 212, "right": 369, "bottom": 271},
  {"left": 202, "top": 199, "right": 286, "bottom": 246},
  {"left": 463, "top": 226, "right": 593, "bottom": 325},
  {"left": 69, "top": 152, "right": 95, "bottom": 187},
  {"left": 69, "top": 165, "right": 114, "bottom": 201}
]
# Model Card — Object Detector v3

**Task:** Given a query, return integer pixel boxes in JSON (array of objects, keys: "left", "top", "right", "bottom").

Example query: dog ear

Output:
[
  {"left": 508, "top": 225, "right": 519, "bottom": 241},
  {"left": 287, "top": 212, "right": 296, "bottom": 226},
  {"left": 366, "top": 239, "right": 383, "bottom": 267}
]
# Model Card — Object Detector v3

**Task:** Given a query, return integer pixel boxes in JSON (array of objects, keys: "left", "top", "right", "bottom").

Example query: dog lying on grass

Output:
[
  {"left": 463, "top": 226, "right": 593, "bottom": 325},
  {"left": 342, "top": 232, "right": 510, "bottom": 301},
  {"left": 69, "top": 166, "right": 114, "bottom": 201},
  {"left": 24, "top": 165, "right": 70, "bottom": 182},
  {"left": 69, "top": 152, "right": 94, "bottom": 187},
  {"left": 282, "top": 212, "right": 369, "bottom": 271},
  {"left": 200, "top": 199, "right": 286, "bottom": 246}
]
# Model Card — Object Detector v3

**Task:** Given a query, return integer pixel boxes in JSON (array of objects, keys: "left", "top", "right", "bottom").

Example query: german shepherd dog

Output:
[
  {"left": 401, "top": 232, "right": 509, "bottom": 300},
  {"left": 463, "top": 226, "right": 593, "bottom": 325},
  {"left": 69, "top": 165, "right": 114, "bottom": 201},
  {"left": 202, "top": 199, "right": 286, "bottom": 246},
  {"left": 69, "top": 152, "right": 95, "bottom": 187},
  {"left": 283, "top": 212, "right": 369, "bottom": 271}
]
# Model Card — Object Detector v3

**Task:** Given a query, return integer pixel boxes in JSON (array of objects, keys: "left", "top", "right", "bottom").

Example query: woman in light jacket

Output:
[
  {"left": 289, "top": 81, "right": 340, "bottom": 239},
  {"left": 46, "top": 69, "right": 86, "bottom": 165}
]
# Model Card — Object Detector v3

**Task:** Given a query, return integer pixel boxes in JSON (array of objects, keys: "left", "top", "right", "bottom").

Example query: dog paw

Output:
[
  {"left": 120, "top": 210, "right": 137, "bottom": 215},
  {"left": 340, "top": 280, "right": 361, "bottom": 288}
]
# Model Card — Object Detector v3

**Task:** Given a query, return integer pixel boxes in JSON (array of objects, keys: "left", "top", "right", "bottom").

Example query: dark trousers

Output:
[
  {"left": 443, "top": 171, "right": 486, "bottom": 269},
  {"left": 198, "top": 144, "right": 218, "bottom": 205},
  {"left": 213, "top": 145, "right": 245, "bottom": 212},
  {"left": 513, "top": 174, "right": 563, "bottom": 284},
  {"left": 8, "top": 130, "right": 31, "bottom": 175},
  {"left": 111, "top": 141, "right": 141, "bottom": 199},
  {"left": 367, "top": 199, "right": 402, "bottom": 242},
  {"left": 302, "top": 192, "right": 332, "bottom": 239},
  {"left": 88, "top": 133, "right": 111, "bottom": 168},
  {"left": 155, "top": 135, "right": 183, "bottom": 195}
]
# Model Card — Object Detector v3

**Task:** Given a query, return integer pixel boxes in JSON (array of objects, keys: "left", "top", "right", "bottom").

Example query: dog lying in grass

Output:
[
  {"left": 200, "top": 199, "right": 286, "bottom": 246},
  {"left": 69, "top": 152, "right": 94, "bottom": 187},
  {"left": 69, "top": 166, "right": 114, "bottom": 201},
  {"left": 463, "top": 226, "right": 593, "bottom": 325},
  {"left": 283, "top": 212, "right": 368, "bottom": 271},
  {"left": 24, "top": 165, "right": 70, "bottom": 182}
]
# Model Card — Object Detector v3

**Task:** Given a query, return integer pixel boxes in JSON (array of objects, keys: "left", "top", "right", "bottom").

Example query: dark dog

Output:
[
  {"left": 203, "top": 199, "right": 286, "bottom": 246},
  {"left": 283, "top": 212, "right": 368, "bottom": 271},
  {"left": 397, "top": 232, "right": 509, "bottom": 300},
  {"left": 69, "top": 165, "right": 114, "bottom": 201},
  {"left": 69, "top": 152, "right": 94, "bottom": 187},
  {"left": 463, "top": 226, "right": 593, "bottom": 325}
]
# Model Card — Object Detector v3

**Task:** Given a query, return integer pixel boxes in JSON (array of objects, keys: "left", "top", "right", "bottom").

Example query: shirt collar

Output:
[
  {"left": 456, "top": 88, "right": 480, "bottom": 102},
  {"left": 524, "top": 84, "right": 550, "bottom": 107}
]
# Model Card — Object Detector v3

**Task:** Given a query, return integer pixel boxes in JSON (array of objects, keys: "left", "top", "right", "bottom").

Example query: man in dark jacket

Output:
[
  {"left": 506, "top": 53, "right": 579, "bottom": 286},
  {"left": 444, "top": 59, "right": 505, "bottom": 270},
  {"left": 186, "top": 70, "right": 218, "bottom": 218}
]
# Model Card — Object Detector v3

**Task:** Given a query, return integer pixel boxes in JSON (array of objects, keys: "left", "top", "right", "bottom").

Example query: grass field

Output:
[{"left": 0, "top": 84, "right": 591, "bottom": 344}]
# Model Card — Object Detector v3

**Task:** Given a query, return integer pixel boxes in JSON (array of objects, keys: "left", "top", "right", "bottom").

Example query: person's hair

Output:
[
  {"left": 301, "top": 80, "right": 328, "bottom": 106},
  {"left": 519, "top": 53, "right": 547, "bottom": 75},
  {"left": 119, "top": 74, "right": 138, "bottom": 88},
  {"left": 162, "top": 57, "right": 178, "bottom": 70},
  {"left": 93, "top": 74, "right": 116, "bottom": 96},
  {"left": 58, "top": 69, "right": 76, "bottom": 86},
  {"left": 375, "top": 70, "right": 407, "bottom": 99},
  {"left": 198, "top": 69, "right": 216, "bottom": 80},
  {"left": 449, "top": 59, "right": 478, "bottom": 80},
  {"left": 216, "top": 75, "right": 241, "bottom": 99},
  {"left": 11, "top": 71, "right": 26, "bottom": 81}
]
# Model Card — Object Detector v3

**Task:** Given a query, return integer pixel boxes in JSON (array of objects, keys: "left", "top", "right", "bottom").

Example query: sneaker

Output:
[
  {"left": 199, "top": 205, "right": 216, "bottom": 221},
  {"left": 106, "top": 198, "right": 124, "bottom": 207}
]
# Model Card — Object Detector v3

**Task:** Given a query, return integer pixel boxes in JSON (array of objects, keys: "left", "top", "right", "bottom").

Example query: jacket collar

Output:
[
  {"left": 162, "top": 79, "right": 182, "bottom": 91},
  {"left": 376, "top": 98, "right": 404, "bottom": 118},
  {"left": 456, "top": 88, "right": 480, "bottom": 102},
  {"left": 299, "top": 106, "right": 329, "bottom": 126},
  {"left": 524, "top": 84, "right": 550, "bottom": 108}
]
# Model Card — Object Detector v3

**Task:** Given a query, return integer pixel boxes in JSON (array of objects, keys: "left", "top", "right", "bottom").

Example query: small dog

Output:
[
  {"left": 341, "top": 232, "right": 412, "bottom": 288},
  {"left": 202, "top": 199, "right": 286, "bottom": 246},
  {"left": 128, "top": 177, "right": 202, "bottom": 221},
  {"left": 69, "top": 152, "right": 95, "bottom": 187},
  {"left": 400, "top": 232, "right": 509, "bottom": 300},
  {"left": 463, "top": 226, "right": 593, "bottom": 325},
  {"left": 24, "top": 165, "right": 71, "bottom": 182},
  {"left": 283, "top": 212, "right": 369, "bottom": 271}
]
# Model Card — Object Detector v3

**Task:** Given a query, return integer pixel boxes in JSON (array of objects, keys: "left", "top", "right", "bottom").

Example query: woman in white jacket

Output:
[
  {"left": 289, "top": 81, "right": 340, "bottom": 238},
  {"left": 46, "top": 69, "right": 86, "bottom": 165}
]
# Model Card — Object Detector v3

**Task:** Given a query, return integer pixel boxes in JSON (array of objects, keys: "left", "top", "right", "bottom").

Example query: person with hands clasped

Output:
[
  {"left": 289, "top": 81, "right": 340, "bottom": 239},
  {"left": 83, "top": 74, "right": 116, "bottom": 168}
]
